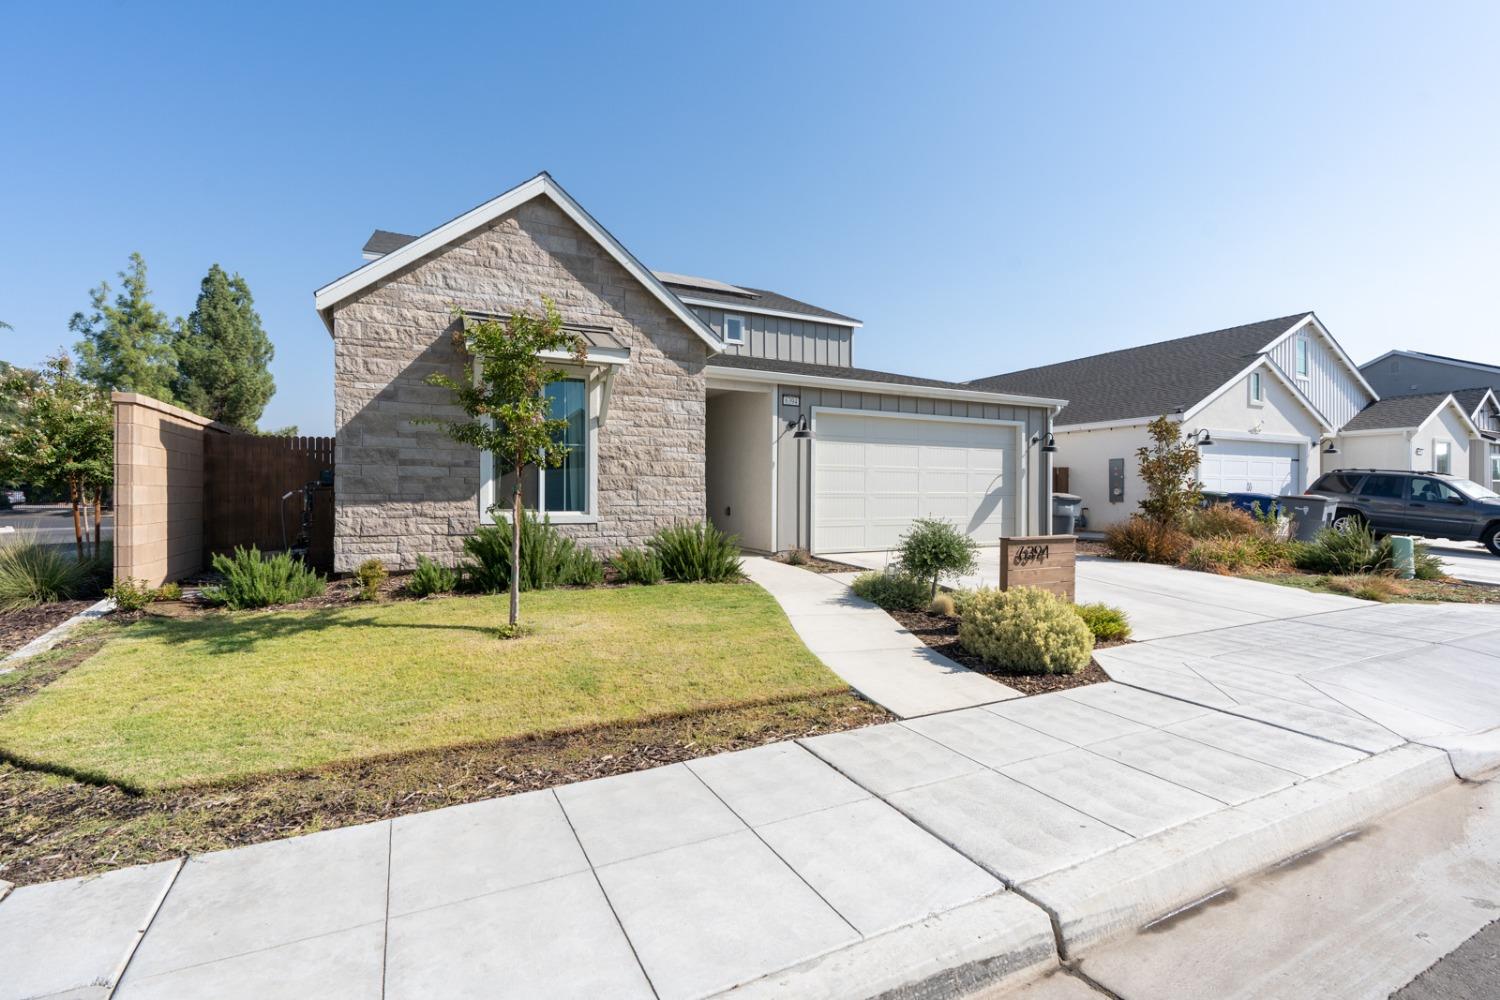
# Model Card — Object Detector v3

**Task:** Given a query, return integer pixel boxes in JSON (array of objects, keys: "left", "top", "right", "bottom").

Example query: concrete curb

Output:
[
  {"left": 0, "top": 597, "right": 115, "bottom": 673},
  {"left": 1418, "top": 729, "right": 1500, "bottom": 780},
  {"left": 1017, "top": 743, "right": 1456, "bottom": 957},
  {"left": 717, "top": 892, "right": 1059, "bottom": 1000}
]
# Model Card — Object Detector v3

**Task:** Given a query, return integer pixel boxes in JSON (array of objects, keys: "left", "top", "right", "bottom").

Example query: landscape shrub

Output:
[
  {"left": 647, "top": 522, "right": 743, "bottom": 583},
  {"left": 405, "top": 555, "right": 459, "bottom": 597},
  {"left": 1413, "top": 543, "right": 1445, "bottom": 581},
  {"left": 1104, "top": 515, "right": 1191, "bottom": 564},
  {"left": 958, "top": 586, "right": 1094, "bottom": 675},
  {"left": 1318, "top": 573, "right": 1409, "bottom": 602},
  {"left": 784, "top": 548, "right": 809, "bottom": 566},
  {"left": 0, "top": 537, "right": 97, "bottom": 611},
  {"left": 202, "top": 547, "right": 326, "bottom": 610},
  {"left": 850, "top": 571, "right": 929, "bottom": 612},
  {"left": 896, "top": 518, "right": 978, "bottom": 597},
  {"left": 609, "top": 547, "right": 664, "bottom": 585},
  {"left": 1073, "top": 602, "right": 1131, "bottom": 642},
  {"left": 354, "top": 559, "right": 388, "bottom": 601},
  {"left": 155, "top": 581, "right": 183, "bottom": 602},
  {"left": 1293, "top": 524, "right": 1394, "bottom": 576},
  {"left": 105, "top": 577, "right": 157, "bottom": 612},
  {"left": 929, "top": 592, "right": 956, "bottom": 617},
  {"left": 1184, "top": 505, "right": 1264, "bottom": 540},
  {"left": 949, "top": 587, "right": 987, "bottom": 618},
  {"left": 460, "top": 515, "right": 604, "bottom": 593}
]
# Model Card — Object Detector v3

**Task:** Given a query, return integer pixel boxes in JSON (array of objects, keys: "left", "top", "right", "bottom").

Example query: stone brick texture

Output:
[{"left": 331, "top": 196, "right": 708, "bottom": 572}]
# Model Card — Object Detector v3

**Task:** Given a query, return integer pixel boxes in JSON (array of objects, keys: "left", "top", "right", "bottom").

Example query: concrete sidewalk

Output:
[{"left": 743, "top": 556, "right": 1018, "bottom": 716}]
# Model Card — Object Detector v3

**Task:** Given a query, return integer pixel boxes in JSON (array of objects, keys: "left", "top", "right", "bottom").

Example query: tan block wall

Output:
[
  {"left": 330, "top": 195, "right": 709, "bottom": 571},
  {"left": 112, "top": 392, "right": 226, "bottom": 587}
]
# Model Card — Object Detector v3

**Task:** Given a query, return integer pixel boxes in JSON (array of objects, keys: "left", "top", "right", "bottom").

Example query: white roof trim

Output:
[
  {"left": 1340, "top": 393, "right": 1484, "bottom": 439},
  {"left": 1053, "top": 415, "right": 1164, "bottom": 432},
  {"left": 675, "top": 295, "right": 863, "bottom": 329},
  {"left": 313, "top": 173, "right": 723, "bottom": 352},
  {"left": 704, "top": 364, "right": 1066, "bottom": 410},
  {"left": 1363, "top": 348, "right": 1500, "bottom": 378},
  {"left": 1466, "top": 387, "right": 1500, "bottom": 421},
  {"left": 1260, "top": 314, "right": 1380, "bottom": 401},
  {"left": 1181, "top": 356, "right": 1334, "bottom": 434}
]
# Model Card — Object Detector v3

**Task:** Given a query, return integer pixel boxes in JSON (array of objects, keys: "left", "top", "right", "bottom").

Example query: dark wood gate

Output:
[{"left": 203, "top": 434, "right": 335, "bottom": 572}]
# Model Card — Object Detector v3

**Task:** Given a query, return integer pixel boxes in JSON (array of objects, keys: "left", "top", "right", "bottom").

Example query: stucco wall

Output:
[
  {"left": 330, "top": 195, "right": 709, "bottom": 571},
  {"left": 1052, "top": 424, "right": 1149, "bottom": 530},
  {"left": 1332, "top": 432, "right": 1411, "bottom": 471},
  {"left": 706, "top": 389, "right": 774, "bottom": 551},
  {"left": 1417, "top": 406, "right": 1471, "bottom": 476}
]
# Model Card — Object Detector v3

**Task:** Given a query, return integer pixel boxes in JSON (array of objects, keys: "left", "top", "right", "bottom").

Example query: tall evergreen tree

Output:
[
  {"left": 71, "top": 252, "right": 178, "bottom": 400},
  {"left": 174, "top": 264, "right": 275, "bottom": 427}
]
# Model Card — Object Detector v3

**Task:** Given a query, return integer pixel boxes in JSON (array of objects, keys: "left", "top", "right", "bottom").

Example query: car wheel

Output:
[
  {"left": 1484, "top": 525, "right": 1500, "bottom": 558},
  {"left": 1332, "top": 511, "right": 1365, "bottom": 533}
]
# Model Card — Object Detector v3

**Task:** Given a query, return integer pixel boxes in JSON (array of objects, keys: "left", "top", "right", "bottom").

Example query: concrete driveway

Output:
[{"left": 1426, "top": 538, "right": 1500, "bottom": 585}]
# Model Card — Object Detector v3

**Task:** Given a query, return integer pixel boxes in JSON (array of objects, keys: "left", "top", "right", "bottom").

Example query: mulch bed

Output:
[
  {"left": 0, "top": 632, "right": 891, "bottom": 887},
  {"left": 0, "top": 600, "right": 97, "bottom": 657},
  {"left": 888, "top": 608, "right": 1116, "bottom": 695},
  {"left": 775, "top": 553, "right": 864, "bottom": 574}
]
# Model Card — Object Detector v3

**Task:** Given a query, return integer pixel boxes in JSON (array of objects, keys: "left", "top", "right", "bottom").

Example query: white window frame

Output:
[
  {"left": 479, "top": 366, "right": 601, "bottom": 525},
  {"left": 723, "top": 313, "right": 746, "bottom": 345},
  {"left": 1295, "top": 337, "right": 1310, "bottom": 378},
  {"left": 1433, "top": 439, "right": 1452, "bottom": 475},
  {"left": 1248, "top": 371, "right": 1264, "bottom": 406}
]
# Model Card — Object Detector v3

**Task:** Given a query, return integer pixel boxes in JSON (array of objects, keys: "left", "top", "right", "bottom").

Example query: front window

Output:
[
  {"left": 1492, "top": 453, "right": 1500, "bottom": 488},
  {"left": 543, "top": 378, "right": 588, "bottom": 513},
  {"left": 1295, "top": 338, "right": 1309, "bottom": 377},
  {"left": 724, "top": 314, "right": 745, "bottom": 345},
  {"left": 1249, "top": 371, "right": 1263, "bottom": 403},
  {"left": 1434, "top": 440, "right": 1452, "bottom": 475}
]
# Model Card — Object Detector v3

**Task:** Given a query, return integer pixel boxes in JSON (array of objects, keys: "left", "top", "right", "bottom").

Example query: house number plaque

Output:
[{"left": 998, "top": 535, "right": 1076, "bottom": 600}]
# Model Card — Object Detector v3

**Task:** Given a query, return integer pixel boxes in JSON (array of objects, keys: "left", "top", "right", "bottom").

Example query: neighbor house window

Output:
[
  {"left": 1434, "top": 440, "right": 1452, "bottom": 475},
  {"left": 724, "top": 314, "right": 745, "bottom": 345},
  {"left": 1249, "top": 371, "right": 1263, "bottom": 404},
  {"left": 543, "top": 378, "right": 588, "bottom": 513},
  {"left": 1295, "top": 338, "right": 1309, "bottom": 377}
]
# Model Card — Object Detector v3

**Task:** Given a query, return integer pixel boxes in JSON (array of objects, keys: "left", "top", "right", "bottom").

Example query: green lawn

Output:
[{"left": 0, "top": 584, "right": 848, "bottom": 791}]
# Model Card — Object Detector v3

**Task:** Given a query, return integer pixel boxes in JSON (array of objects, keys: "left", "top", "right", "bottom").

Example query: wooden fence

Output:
[{"left": 203, "top": 434, "right": 335, "bottom": 565}]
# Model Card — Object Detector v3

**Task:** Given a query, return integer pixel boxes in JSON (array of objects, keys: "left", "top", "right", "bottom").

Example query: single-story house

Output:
[
  {"left": 1360, "top": 350, "right": 1500, "bottom": 491},
  {"left": 312, "top": 172, "right": 1065, "bottom": 570},
  {"left": 970, "top": 313, "right": 1373, "bottom": 529},
  {"left": 1334, "top": 389, "right": 1490, "bottom": 486}
]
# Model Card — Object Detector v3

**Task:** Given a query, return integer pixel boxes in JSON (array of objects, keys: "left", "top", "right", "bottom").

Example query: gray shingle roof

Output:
[
  {"left": 656, "top": 276, "right": 860, "bottom": 325},
  {"left": 708, "top": 354, "right": 1028, "bottom": 395},
  {"left": 1340, "top": 391, "right": 1455, "bottom": 432},
  {"left": 968, "top": 314, "right": 1311, "bottom": 427},
  {"left": 1451, "top": 387, "right": 1497, "bottom": 418},
  {"left": 362, "top": 229, "right": 418, "bottom": 255}
]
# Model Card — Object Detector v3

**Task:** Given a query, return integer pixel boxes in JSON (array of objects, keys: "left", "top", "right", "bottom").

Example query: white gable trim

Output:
[
  {"left": 1260, "top": 314, "right": 1379, "bottom": 401},
  {"left": 1181, "top": 356, "right": 1334, "bottom": 434},
  {"left": 313, "top": 173, "right": 723, "bottom": 352},
  {"left": 1468, "top": 388, "right": 1500, "bottom": 422}
]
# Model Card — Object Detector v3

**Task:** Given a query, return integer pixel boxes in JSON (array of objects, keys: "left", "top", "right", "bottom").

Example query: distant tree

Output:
[
  {"left": 0, "top": 354, "right": 113, "bottom": 558},
  {"left": 71, "top": 252, "right": 178, "bottom": 400},
  {"left": 420, "top": 300, "right": 586, "bottom": 630},
  {"left": 1135, "top": 415, "right": 1204, "bottom": 529},
  {"left": 173, "top": 264, "right": 275, "bottom": 427},
  {"left": 256, "top": 425, "right": 299, "bottom": 437}
]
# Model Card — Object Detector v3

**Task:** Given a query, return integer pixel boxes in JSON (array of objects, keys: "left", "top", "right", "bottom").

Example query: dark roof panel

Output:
[
  {"left": 1340, "top": 391, "right": 1455, "bottom": 432},
  {"left": 362, "top": 229, "right": 418, "bottom": 255},
  {"left": 969, "top": 314, "right": 1311, "bottom": 426}
]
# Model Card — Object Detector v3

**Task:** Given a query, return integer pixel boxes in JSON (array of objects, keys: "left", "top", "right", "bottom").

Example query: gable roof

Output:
[
  {"left": 1362, "top": 349, "right": 1500, "bottom": 379},
  {"left": 314, "top": 173, "right": 722, "bottom": 351},
  {"left": 968, "top": 314, "right": 1312, "bottom": 427},
  {"left": 654, "top": 273, "right": 861, "bottom": 326},
  {"left": 1340, "top": 390, "right": 1481, "bottom": 436},
  {"left": 1452, "top": 386, "right": 1500, "bottom": 421}
]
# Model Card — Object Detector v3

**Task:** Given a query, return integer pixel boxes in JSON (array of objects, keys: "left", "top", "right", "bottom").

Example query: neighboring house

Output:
[
  {"left": 1335, "top": 389, "right": 1494, "bottom": 491},
  {"left": 313, "top": 172, "right": 1064, "bottom": 570},
  {"left": 970, "top": 314, "right": 1374, "bottom": 529},
  {"left": 1360, "top": 350, "right": 1500, "bottom": 491}
]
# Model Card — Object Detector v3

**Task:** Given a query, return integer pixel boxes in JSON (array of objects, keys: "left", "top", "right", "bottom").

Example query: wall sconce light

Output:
[
  {"left": 1189, "top": 429, "right": 1214, "bottom": 447},
  {"left": 791, "top": 414, "right": 812, "bottom": 440},
  {"left": 1323, "top": 440, "right": 1340, "bottom": 456},
  {"left": 1029, "top": 432, "right": 1058, "bottom": 453}
]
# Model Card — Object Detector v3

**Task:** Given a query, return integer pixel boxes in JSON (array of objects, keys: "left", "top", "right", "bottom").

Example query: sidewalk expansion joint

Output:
[{"left": 106, "top": 855, "right": 186, "bottom": 998}]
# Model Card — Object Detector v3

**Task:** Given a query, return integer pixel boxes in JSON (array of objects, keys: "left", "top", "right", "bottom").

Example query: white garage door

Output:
[
  {"left": 812, "top": 412, "right": 1018, "bottom": 553},
  {"left": 1198, "top": 440, "right": 1300, "bottom": 494}
]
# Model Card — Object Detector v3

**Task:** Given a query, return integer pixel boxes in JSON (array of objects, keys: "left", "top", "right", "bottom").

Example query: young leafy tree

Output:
[
  {"left": 420, "top": 300, "right": 586, "bottom": 628},
  {"left": 174, "top": 264, "right": 276, "bottom": 427},
  {"left": 71, "top": 252, "right": 178, "bottom": 400},
  {"left": 1135, "top": 415, "right": 1204, "bottom": 528},
  {"left": 0, "top": 354, "right": 113, "bottom": 559}
]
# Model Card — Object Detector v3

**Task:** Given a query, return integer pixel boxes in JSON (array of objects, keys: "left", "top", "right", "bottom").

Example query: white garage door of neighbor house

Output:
[
  {"left": 1198, "top": 440, "right": 1300, "bottom": 494},
  {"left": 812, "top": 411, "right": 1018, "bottom": 553}
]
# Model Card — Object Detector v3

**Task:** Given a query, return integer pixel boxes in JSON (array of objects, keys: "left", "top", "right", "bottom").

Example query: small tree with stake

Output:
[
  {"left": 0, "top": 354, "right": 113, "bottom": 560},
  {"left": 420, "top": 300, "right": 586, "bottom": 631}
]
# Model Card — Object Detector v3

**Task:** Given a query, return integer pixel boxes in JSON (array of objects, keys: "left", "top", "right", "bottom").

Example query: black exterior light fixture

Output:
[
  {"left": 1323, "top": 439, "right": 1340, "bottom": 456},
  {"left": 792, "top": 414, "right": 812, "bottom": 440},
  {"left": 1030, "top": 432, "right": 1058, "bottom": 453},
  {"left": 1189, "top": 428, "right": 1214, "bottom": 447}
]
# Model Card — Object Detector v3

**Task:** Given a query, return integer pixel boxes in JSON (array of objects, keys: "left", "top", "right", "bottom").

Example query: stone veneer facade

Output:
[{"left": 330, "top": 196, "right": 708, "bottom": 572}]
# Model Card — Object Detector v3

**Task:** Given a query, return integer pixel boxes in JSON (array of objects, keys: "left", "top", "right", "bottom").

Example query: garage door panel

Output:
[
  {"left": 1199, "top": 440, "right": 1299, "bottom": 495},
  {"left": 813, "top": 412, "right": 1019, "bottom": 552}
]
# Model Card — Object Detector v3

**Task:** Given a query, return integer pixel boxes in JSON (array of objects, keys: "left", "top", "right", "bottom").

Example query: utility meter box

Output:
[{"left": 1108, "top": 458, "right": 1125, "bottom": 503}]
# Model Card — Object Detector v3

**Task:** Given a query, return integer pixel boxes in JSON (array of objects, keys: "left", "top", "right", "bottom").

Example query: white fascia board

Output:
[
  {"left": 1053, "top": 415, "right": 1163, "bottom": 432},
  {"left": 703, "top": 364, "right": 1066, "bottom": 410},
  {"left": 674, "top": 295, "right": 863, "bottom": 329},
  {"left": 313, "top": 173, "right": 723, "bottom": 353},
  {"left": 540, "top": 346, "right": 630, "bottom": 365},
  {"left": 1260, "top": 314, "right": 1380, "bottom": 401},
  {"left": 1182, "top": 356, "right": 1335, "bottom": 434},
  {"left": 1338, "top": 426, "right": 1418, "bottom": 438},
  {"left": 1469, "top": 388, "right": 1500, "bottom": 422}
]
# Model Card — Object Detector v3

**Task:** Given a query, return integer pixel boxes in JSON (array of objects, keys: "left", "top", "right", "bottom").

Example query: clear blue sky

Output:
[{"left": 4, "top": 2, "right": 1497, "bottom": 435}]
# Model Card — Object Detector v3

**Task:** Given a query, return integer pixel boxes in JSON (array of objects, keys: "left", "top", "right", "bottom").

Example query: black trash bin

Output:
[
  {"left": 1278, "top": 494, "right": 1332, "bottom": 542},
  {"left": 1052, "top": 492, "right": 1083, "bottom": 534}
]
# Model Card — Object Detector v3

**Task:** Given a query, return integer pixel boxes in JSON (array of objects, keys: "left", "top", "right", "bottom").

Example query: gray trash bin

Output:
[
  {"left": 1279, "top": 494, "right": 1332, "bottom": 542},
  {"left": 1052, "top": 493, "right": 1083, "bottom": 535}
]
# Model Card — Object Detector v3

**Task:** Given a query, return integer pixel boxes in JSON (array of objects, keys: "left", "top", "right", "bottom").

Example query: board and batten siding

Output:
[
  {"left": 773, "top": 384, "right": 1050, "bottom": 551},
  {"left": 1266, "top": 331, "right": 1373, "bottom": 428},
  {"left": 689, "top": 306, "right": 854, "bottom": 368}
]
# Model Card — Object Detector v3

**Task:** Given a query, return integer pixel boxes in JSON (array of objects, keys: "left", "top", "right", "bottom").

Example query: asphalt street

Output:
[{"left": 0, "top": 505, "right": 114, "bottom": 546}]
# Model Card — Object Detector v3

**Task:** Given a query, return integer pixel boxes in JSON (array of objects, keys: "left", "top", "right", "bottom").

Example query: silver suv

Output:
[{"left": 1306, "top": 469, "right": 1500, "bottom": 556}]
